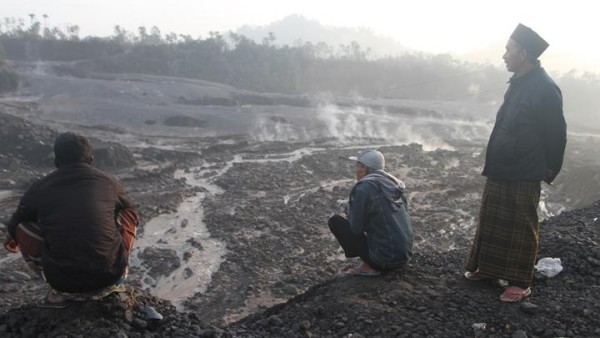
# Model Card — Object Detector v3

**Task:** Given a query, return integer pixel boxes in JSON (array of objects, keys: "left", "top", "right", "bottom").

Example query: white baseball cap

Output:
[{"left": 349, "top": 150, "right": 385, "bottom": 170}]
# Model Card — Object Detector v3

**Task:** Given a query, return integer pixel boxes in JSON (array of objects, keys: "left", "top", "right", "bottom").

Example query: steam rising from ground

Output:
[
  {"left": 319, "top": 104, "right": 455, "bottom": 150},
  {"left": 250, "top": 117, "right": 311, "bottom": 142},
  {"left": 247, "top": 102, "right": 496, "bottom": 151}
]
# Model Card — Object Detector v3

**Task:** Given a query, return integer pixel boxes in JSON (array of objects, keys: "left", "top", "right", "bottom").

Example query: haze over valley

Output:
[{"left": 1, "top": 6, "right": 599, "bottom": 337}]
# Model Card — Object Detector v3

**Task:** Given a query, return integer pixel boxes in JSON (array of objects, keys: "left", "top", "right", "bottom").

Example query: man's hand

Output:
[{"left": 3, "top": 236, "right": 19, "bottom": 253}]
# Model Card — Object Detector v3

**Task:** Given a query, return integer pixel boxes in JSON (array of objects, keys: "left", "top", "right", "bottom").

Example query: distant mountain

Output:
[
  {"left": 235, "top": 14, "right": 411, "bottom": 57},
  {"left": 459, "top": 40, "right": 600, "bottom": 75},
  {"left": 235, "top": 15, "right": 600, "bottom": 75}
]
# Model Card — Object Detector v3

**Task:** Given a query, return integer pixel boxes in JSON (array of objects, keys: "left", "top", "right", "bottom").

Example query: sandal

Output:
[
  {"left": 500, "top": 286, "right": 531, "bottom": 302},
  {"left": 342, "top": 266, "right": 381, "bottom": 277},
  {"left": 38, "top": 291, "right": 71, "bottom": 309},
  {"left": 464, "top": 270, "right": 486, "bottom": 281}
]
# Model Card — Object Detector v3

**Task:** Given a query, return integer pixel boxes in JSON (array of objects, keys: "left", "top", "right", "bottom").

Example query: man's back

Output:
[
  {"left": 12, "top": 163, "right": 131, "bottom": 292},
  {"left": 349, "top": 172, "right": 413, "bottom": 268}
]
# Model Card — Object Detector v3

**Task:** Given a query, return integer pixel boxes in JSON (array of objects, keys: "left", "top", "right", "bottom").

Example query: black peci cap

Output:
[{"left": 510, "top": 23, "right": 549, "bottom": 59}]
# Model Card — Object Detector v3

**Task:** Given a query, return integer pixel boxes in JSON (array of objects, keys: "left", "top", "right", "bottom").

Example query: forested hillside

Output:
[
  {"left": 1, "top": 15, "right": 599, "bottom": 130},
  {"left": 0, "top": 44, "right": 18, "bottom": 93}
]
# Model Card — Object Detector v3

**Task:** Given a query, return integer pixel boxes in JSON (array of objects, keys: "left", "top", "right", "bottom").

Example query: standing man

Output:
[
  {"left": 3, "top": 132, "right": 138, "bottom": 308},
  {"left": 465, "top": 24, "right": 567, "bottom": 302},
  {"left": 329, "top": 150, "right": 413, "bottom": 276}
]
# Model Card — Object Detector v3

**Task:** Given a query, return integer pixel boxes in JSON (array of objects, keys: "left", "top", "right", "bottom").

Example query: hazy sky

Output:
[{"left": 3, "top": 0, "right": 599, "bottom": 72}]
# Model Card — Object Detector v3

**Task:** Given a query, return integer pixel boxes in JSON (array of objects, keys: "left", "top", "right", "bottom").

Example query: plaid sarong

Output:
[{"left": 467, "top": 178, "right": 541, "bottom": 288}]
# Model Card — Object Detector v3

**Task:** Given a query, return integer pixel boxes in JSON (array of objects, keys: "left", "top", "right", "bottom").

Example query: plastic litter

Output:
[
  {"left": 497, "top": 279, "right": 508, "bottom": 287},
  {"left": 534, "top": 257, "right": 563, "bottom": 277},
  {"left": 472, "top": 323, "right": 486, "bottom": 330},
  {"left": 472, "top": 323, "right": 487, "bottom": 337},
  {"left": 144, "top": 305, "right": 164, "bottom": 321}
]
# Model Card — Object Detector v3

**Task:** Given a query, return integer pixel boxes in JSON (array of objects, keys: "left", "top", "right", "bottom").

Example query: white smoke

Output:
[
  {"left": 245, "top": 100, "right": 493, "bottom": 151},
  {"left": 249, "top": 117, "right": 310, "bottom": 142},
  {"left": 316, "top": 103, "right": 455, "bottom": 151}
]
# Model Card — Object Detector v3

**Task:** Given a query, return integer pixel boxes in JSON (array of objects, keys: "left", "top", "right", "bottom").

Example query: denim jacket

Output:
[{"left": 348, "top": 170, "right": 414, "bottom": 269}]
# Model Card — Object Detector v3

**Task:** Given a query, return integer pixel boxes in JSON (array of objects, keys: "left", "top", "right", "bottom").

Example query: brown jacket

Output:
[{"left": 7, "top": 163, "right": 136, "bottom": 292}]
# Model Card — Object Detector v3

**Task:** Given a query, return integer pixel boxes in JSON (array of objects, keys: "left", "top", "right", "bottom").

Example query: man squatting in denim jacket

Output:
[{"left": 328, "top": 150, "right": 414, "bottom": 276}]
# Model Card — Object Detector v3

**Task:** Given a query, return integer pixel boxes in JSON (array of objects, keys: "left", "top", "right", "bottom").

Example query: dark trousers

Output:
[{"left": 328, "top": 214, "right": 382, "bottom": 270}]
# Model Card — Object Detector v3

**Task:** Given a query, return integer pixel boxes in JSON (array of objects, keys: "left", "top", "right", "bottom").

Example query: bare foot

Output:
[
  {"left": 47, "top": 290, "right": 66, "bottom": 304},
  {"left": 357, "top": 262, "right": 377, "bottom": 273},
  {"left": 38, "top": 290, "right": 71, "bottom": 309}
]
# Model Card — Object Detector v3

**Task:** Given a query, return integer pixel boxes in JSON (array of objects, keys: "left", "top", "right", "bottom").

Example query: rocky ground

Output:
[{"left": 0, "top": 95, "right": 599, "bottom": 338}]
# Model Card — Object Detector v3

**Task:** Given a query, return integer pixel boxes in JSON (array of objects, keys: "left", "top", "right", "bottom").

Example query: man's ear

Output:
[
  {"left": 87, "top": 154, "right": 94, "bottom": 165},
  {"left": 520, "top": 49, "right": 529, "bottom": 62}
]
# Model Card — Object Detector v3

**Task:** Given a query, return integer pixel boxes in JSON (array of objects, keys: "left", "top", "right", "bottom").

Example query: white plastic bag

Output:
[{"left": 534, "top": 257, "right": 563, "bottom": 277}]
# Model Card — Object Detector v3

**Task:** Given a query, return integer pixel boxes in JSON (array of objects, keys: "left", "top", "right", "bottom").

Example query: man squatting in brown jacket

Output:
[{"left": 3, "top": 132, "right": 139, "bottom": 308}]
